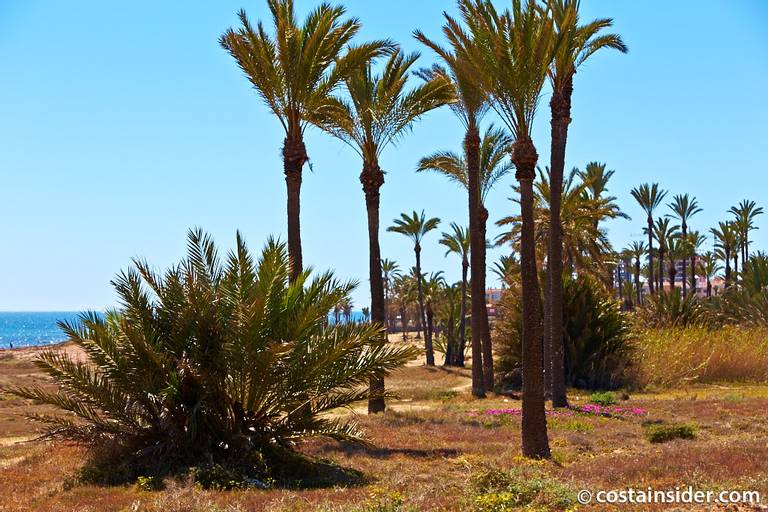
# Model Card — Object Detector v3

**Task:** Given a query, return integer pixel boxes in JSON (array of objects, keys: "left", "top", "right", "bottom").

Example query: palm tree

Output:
[
  {"left": 630, "top": 183, "right": 667, "bottom": 295},
  {"left": 651, "top": 217, "right": 679, "bottom": 291},
  {"left": 388, "top": 211, "right": 440, "bottom": 365},
  {"left": 667, "top": 194, "right": 702, "bottom": 295},
  {"left": 729, "top": 200, "right": 764, "bottom": 265},
  {"left": 492, "top": 253, "right": 519, "bottom": 286},
  {"left": 697, "top": 251, "right": 722, "bottom": 297},
  {"left": 547, "top": 0, "right": 627, "bottom": 403},
  {"left": 626, "top": 241, "right": 646, "bottom": 305},
  {"left": 496, "top": 167, "right": 623, "bottom": 279},
  {"left": 666, "top": 235, "right": 687, "bottom": 290},
  {"left": 417, "top": 126, "right": 513, "bottom": 386},
  {"left": 220, "top": 1, "right": 390, "bottom": 281},
  {"left": 440, "top": 224, "right": 470, "bottom": 367},
  {"left": 316, "top": 49, "right": 451, "bottom": 413},
  {"left": 712, "top": 221, "right": 738, "bottom": 288},
  {"left": 415, "top": 14, "right": 491, "bottom": 397},
  {"left": 381, "top": 259, "right": 401, "bottom": 332},
  {"left": 686, "top": 230, "right": 707, "bottom": 295},
  {"left": 422, "top": 272, "right": 446, "bottom": 359},
  {"left": 463, "top": 0, "right": 554, "bottom": 458},
  {"left": 392, "top": 273, "right": 416, "bottom": 339}
]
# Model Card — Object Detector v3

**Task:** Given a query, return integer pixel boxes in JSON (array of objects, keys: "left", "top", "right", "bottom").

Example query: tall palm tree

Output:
[
  {"left": 631, "top": 183, "right": 667, "bottom": 295},
  {"left": 388, "top": 211, "right": 440, "bottom": 365},
  {"left": 220, "top": 1, "right": 390, "bottom": 281},
  {"left": 417, "top": 125, "right": 513, "bottom": 386},
  {"left": 547, "top": 5, "right": 626, "bottom": 388},
  {"left": 729, "top": 200, "right": 764, "bottom": 265},
  {"left": 316, "top": 49, "right": 451, "bottom": 413},
  {"left": 712, "top": 221, "right": 738, "bottom": 288},
  {"left": 667, "top": 194, "right": 702, "bottom": 295},
  {"left": 381, "top": 259, "right": 401, "bottom": 332},
  {"left": 440, "top": 224, "right": 470, "bottom": 367},
  {"left": 626, "top": 241, "right": 646, "bottom": 305},
  {"left": 651, "top": 217, "right": 679, "bottom": 291},
  {"left": 463, "top": 0, "right": 554, "bottom": 459},
  {"left": 415, "top": 15, "right": 491, "bottom": 397}
]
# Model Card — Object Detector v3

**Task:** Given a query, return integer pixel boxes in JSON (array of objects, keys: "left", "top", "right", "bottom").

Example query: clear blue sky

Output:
[{"left": 1, "top": 1, "right": 767, "bottom": 311}]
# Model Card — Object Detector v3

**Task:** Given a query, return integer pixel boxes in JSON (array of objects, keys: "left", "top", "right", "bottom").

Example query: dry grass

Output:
[
  {"left": 3, "top": 342, "right": 768, "bottom": 510},
  {"left": 630, "top": 326, "right": 768, "bottom": 388}
]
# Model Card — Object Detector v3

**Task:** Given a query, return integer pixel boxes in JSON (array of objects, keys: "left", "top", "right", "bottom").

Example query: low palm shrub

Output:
[
  {"left": 637, "top": 288, "right": 705, "bottom": 327},
  {"left": 495, "top": 275, "right": 633, "bottom": 390},
  {"left": 5, "top": 230, "right": 417, "bottom": 484}
]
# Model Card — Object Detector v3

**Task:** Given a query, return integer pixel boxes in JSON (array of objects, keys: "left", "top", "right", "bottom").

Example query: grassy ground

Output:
[{"left": 2, "top": 338, "right": 768, "bottom": 511}]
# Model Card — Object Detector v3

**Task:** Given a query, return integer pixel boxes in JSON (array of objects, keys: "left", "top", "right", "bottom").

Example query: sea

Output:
[
  {"left": 0, "top": 312, "right": 82, "bottom": 349},
  {"left": 0, "top": 310, "right": 370, "bottom": 349}
]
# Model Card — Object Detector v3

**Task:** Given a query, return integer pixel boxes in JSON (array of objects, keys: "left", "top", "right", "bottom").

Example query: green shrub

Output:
[
  {"left": 495, "top": 275, "right": 633, "bottom": 390},
  {"left": 470, "top": 466, "right": 575, "bottom": 511},
  {"left": 4, "top": 230, "right": 418, "bottom": 483},
  {"left": 589, "top": 391, "right": 617, "bottom": 406},
  {"left": 135, "top": 475, "right": 164, "bottom": 492},
  {"left": 638, "top": 288, "right": 705, "bottom": 327},
  {"left": 645, "top": 423, "right": 697, "bottom": 443},
  {"left": 191, "top": 464, "right": 249, "bottom": 491}
]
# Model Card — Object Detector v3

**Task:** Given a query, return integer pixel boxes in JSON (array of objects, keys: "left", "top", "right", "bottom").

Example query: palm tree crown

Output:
[
  {"left": 417, "top": 125, "right": 513, "bottom": 203},
  {"left": 220, "top": 1, "right": 390, "bottom": 142},
  {"left": 388, "top": 211, "right": 441, "bottom": 249},
  {"left": 317, "top": 49, "right": 452, "bottom": 163}
]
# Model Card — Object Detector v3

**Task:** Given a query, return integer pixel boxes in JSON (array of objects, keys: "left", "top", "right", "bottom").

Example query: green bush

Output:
[
  {"left": 495, "top": 274, "right": 633, "bottom": 390},
  {"left": 645, "top": 423, "right": 697, "bottom": 443},
  {"left": 638, "top": 288, "right": 705, "bottom": 327},
  {"left": 135, "top": 475, "right": 164, "bottom": 492},
  {"left": 589, "top": 391, "right": 617, "bottom": 406},
  {"left": 191, "top": 464, "right": 249, "bottom": 491},
  {"left": 4, "top": 230, "right": 418, "bottom": 483},
  {"left": 470, "top": 466, "right": 575, "bottom": 511}
]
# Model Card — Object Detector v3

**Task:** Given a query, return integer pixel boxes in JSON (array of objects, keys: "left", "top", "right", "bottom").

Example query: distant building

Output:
[{"left": 486, "top": 288, "right": 504, "bottom": 320}]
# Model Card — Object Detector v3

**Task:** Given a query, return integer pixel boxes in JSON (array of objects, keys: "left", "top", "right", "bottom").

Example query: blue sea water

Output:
[
  {"left": 0, "top": 312, "right": 82, "bottom": 348},
  {"left": 0, "top": 310, "right": 370, "bottom": 348}
]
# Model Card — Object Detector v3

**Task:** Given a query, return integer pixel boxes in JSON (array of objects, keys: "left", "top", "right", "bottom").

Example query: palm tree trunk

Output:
[
  {"left": 635, "top": 260, "right": 642, "bottom": 305},
  {"left": 458, "top": 257, "right": 468, "bottom": 367},
  {"left": 513, "top": 138, "right": 550, "bottom": 459},
  {"left": 415, "top": 244, "right": 434, "bottom": 366},
  {"left": 480, "top": 207, "right": 494, "bottom": 390},
  {"left": 690, "top": 254, "right": 697, "bottom": 296},
  {"left": 400, "top": 305, "right": 408, "bottom": 340},
  {"left": 548, "top": 82, "right": 571, "bottom": 408},
  {"left": 658, "top": 247, "right": 665, "bottom": 293},
  {"left": 361, "top": 161, "right": 387, "bottom": 414},
  {"left": 283, "top": 134, "right": 306, "bottom": 282},
  {"left": 669, "top": 258, "right": 676, "bottom": 290},
  {"left": 466, "top": 124, "right": 486, "bottom": 398},
  {"left": 617, "top": 264, "right": 624, "bottom": 309},
  {"left": 647, "top": 217, "right": 655, "bottom": 295},
  {"left": 725, "top": 250, "right": 732, "bottom": 287}
]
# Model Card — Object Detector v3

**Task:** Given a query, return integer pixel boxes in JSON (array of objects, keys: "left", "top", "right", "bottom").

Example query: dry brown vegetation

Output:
[{"left": 2, "top": 338, "right": 768, "bottom": 511}]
